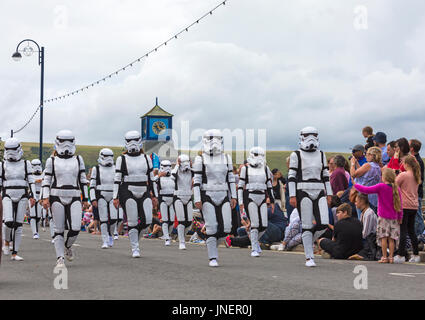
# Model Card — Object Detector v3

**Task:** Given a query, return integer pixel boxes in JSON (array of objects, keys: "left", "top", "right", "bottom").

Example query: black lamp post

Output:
[{"left": 12, "top": 39, "right": 45, "bottom": 162}]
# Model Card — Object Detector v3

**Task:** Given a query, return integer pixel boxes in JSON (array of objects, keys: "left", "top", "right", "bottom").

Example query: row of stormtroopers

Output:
[
  {"left": 156, "top": 154, "right": 193, "bottom": 250},
  {"left": 1, "top": 138, "right": 36, "bottom": 261},
  {"left": 42, "top": 130, "right": 89, "bottom": 268},
  {"left": 113, "top": 131, "right": 158, "bottom": 258}
]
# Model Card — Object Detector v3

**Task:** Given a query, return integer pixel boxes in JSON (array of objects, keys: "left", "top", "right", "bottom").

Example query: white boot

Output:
[
  {"left": 209, "top": 259, "right": 219, "bottom": 267},
  {"left": 179, "top": 242, "right": 186, "bottom": 250},
  {"left": 305, "top": 258, "right": 316, "bottom": 267}
]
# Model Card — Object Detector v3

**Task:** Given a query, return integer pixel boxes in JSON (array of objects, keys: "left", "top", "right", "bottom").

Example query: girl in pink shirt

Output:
[{"left": 353, "top": 168, "right": 402, "bottom": 263}]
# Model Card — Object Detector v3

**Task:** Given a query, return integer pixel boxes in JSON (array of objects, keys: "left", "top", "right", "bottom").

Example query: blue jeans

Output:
[{"left": 415, "top": 198, "right": 424, "bottom": 236}]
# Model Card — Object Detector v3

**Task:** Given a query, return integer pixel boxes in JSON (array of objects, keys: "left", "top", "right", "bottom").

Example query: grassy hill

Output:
[{"left": 0, "top": 141, "right": 348, "bottom": 175}]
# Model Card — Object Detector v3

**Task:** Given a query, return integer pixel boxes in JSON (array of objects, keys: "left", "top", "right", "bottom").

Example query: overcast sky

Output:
[{"left": 2, "top": 0, "right": 425, "bottom": 152}]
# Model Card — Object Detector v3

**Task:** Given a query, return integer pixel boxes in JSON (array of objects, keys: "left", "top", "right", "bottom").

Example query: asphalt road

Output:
[{"left": 1, "top": 225, "right": 425, "bottom": 300}]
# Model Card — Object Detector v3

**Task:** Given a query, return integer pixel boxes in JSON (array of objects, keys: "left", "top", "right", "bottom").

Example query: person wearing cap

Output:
[
  {"left": 373, "top": 132, "right": 390, "bottom": 165},
  {"left": 352, "top": 144, "right": 367, "bottom": 167}
]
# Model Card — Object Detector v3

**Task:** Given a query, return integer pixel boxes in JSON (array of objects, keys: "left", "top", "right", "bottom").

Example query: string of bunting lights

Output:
[{"left": 11, "top": 0, "right": 228, "bottom": 136}]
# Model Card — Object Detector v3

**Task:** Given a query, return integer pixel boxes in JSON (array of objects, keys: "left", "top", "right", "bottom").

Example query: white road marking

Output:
[{"left": 389, "top": 272, "right": 425, "bottom": 278}]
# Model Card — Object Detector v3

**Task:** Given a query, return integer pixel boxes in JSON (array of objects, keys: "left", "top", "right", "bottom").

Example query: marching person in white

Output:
[
  {"left": 113, "top": 131, "right": 158, "bottom": 258},
  {"left": 171, "top": 154, "right": 194, "bottom": 250},
  {"left": 287, "top": 127, "right": 332, "bottom": 267},
  {"left": 90, "top": 148, "right": 117, "bottom": 249},
  {"left": 29, "top": 159, "right": 44, "bottom": 239},
  {"left": 238, "top": 147, "right": 275, "bottom": 257},
  {"left": 156, "top": 160, "right": 175, "bottom": 247},
  {"left": 1, "top": 138, "right": 36, "bottom": 261},
  {"left": 193, "top": 129, "right": 237, "bottom": 267},
  {"left": 42, "top": 130, "right": 89, "bottom": 268}
]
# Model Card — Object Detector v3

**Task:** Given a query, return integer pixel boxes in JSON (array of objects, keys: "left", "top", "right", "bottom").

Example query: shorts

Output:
[
  {"left": 151, "top": 217, "right": 161, "bottom": 227},
  {"left": 377, "top": 217, "right": 399, "bottom": 240}
]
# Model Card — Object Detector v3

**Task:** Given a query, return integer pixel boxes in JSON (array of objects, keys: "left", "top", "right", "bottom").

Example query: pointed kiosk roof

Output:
[{"left": 141, "top": 98, "right": 173, "bottom": 118}]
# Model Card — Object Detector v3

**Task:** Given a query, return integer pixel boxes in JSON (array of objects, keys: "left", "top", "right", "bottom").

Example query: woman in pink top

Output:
[
  {"left": 353, "top": 168, "right": 402, "bottom": 263},
  {"left": 394, "top": 155, "right": 421, "bottom": 263}
]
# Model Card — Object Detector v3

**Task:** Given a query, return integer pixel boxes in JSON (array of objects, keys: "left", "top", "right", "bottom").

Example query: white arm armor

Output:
[
  {"left": 78, "top": 156, "right": 89, "bottom": 201},
  {"left": 90, "top": 166, "right": 97, "bottom": 201},
  {"left": 226, "top": 154, "right": 237, "bottom": 199},
  {"left": 42, "top": 157, "right": 53, "bottom": 199},
  {"left": 193, "top": 155, "right": 203, "bottom": 203},
  {"left": 288, "top": 152, "right": 299, "bottom": 198},
  {"left": 26, "top": 160, "right": 37, "bottom": 199},
  {"left": 0, "top": 161, "right": 3, "bottom": 188},
  {"left": 238, "top": 165, "right": 247, "bottom": 205},
  {"left": 113, "top": 156, "right": 123, "bottom": 200},
  {"left": 322, "top": 151, "right": 332, "bottom": 196},
  {"left": 146, "top": 156, "right": 158, "bottom": 198}
]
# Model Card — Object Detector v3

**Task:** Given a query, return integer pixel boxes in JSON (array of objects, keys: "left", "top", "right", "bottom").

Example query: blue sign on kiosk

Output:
[{"left": 151, "top": 152, "right": 160, "bottom": 169}]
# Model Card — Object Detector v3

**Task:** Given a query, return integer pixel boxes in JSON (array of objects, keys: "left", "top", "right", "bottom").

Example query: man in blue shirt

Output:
[
  {"left": 373, "top": 132, "right": 389, "bottom": 165},
  {"left": 352, "top": 144, "right": 367, "bottom": 166}
]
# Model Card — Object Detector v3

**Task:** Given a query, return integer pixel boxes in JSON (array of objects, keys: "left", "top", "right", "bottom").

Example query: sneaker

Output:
[
  {"left": 33, "top": 233, "right": 39, "bottom": 239},
  {"left": 56, "top": 257, "right": 65, "bottom": 268},
  {"left": 278, "top": 244, "right": 285, "bottom": 251},
  {"left": 114, "top": 234, "right": 119, "bottom": 240},
  {"left": 51, "top": 239, "right": 55, "bottom": 244},
  {"left": 209, "top": 259, "right": 219, "bottom": 267},
  {"left": 408, "top": 255, "right": 421, "bottom": 263},
  {"left": 11, "top": 254, "right": 24, "bottom": 261},
  {"left": 305, "top": 259, "right": 316, "bottom": 267},
  {"left": 132, "top": 250, "right": 141, "bottom": 258},
  {"left": 224, "top": 235, "right": 232, "bottom": 248},
  {"left": 251, "top": 251, "right": 260, "bottom": 257},
  {"left": 101, "top": 243, "right": 109, "bottom": 249},
  {"left": 2, "top": 246, "right": 10, "bottom": 256},
  {"left": 179, "top": 243, "right": 186, "bottom": 250},
  {"left": 165, "top": 239, "right": 171, "bottom": 246},
  {"left": 65, "top": 247, "right": 74, "bottom": 261},
  {"left": 108, "top": 236, "right": 114, "bottom": 247},
  {"left": 393, "top": 255, "right": 406, "bottom": 264}
]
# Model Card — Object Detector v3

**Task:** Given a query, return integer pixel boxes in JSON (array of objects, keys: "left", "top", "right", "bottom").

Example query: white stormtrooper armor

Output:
[
  {"left": 113, "top": 131, "right": 157, "bottom": 258},
  {"left": 171, "top": 154, "right": 194, "bottom": 250},
  {"left": 29, "top": 159, "right": 44, "bottom": 239},
  {"left": 90, "top": 148, "right": 117, "bottom": 249},
  {"left": 1, "top": 138, "right": 36, "bottom": 260},
  {"left": 42, "top": 130, "right": 88, "bottom": 267},
  {"left": 238, "top": 147, "right": 275, "bottom": 257},
  {"left": 156, "top": 160, "right": 175, "bottom": 246},
  {"left": 287, "top": 127, "right": 332, "bottom": 267},
  {"left": 193, "top": 129, "right": 237, "bottom": 267}
]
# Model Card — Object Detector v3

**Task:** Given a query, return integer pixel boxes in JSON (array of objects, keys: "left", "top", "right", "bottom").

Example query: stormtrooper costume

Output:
[
  {"left": 287, "top": 127, "right": 332, "bottom": 267},
  {"left": 156, "top": 160, "right": 175, "bottom": 247},
  {"left": 193, "top": 129, "right": 237, "bottom": 267},
  {"left": 1, "top": 138, "right": 36, "bottom": 261},
  {"left": 238, "top": 147, "right": 275, "bottom": 257},
  {"left": 90, "top": 148, "right": 117, "bottom": 249},
  {"left": 114, "top": 207, "right": 124, "bottom": 240},
  {"left": 42, "top": 130, "right": 88, "bottom": 268},
  {"left": 113, "top": 131, "right": 157, "bottom": 258},
  {"left": 171, "top": 154, "right": 194, "bottom": 250},
  {"left": 29, "top": 159, "right": 44, "bottom": 239}
]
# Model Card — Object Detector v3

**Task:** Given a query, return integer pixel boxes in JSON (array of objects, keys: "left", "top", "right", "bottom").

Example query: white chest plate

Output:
[
  {"left": 300, "top": 151, "right": 323, "bottom": 181},
  {"left": 54, "top": 157, "right": 80, "bottom": 187},
  {"left": 159, "top": 176, "right": 175, "bottom": 195},
  {"left": 3, "top": 160, "right": 27, "bottom": 185}
]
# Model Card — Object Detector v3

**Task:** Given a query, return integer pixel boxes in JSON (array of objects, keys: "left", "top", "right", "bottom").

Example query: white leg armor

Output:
[
  {"left": 174, "top": 199, "right": 193, "bottom": 245},
  {"left": 3, "top": 196, "right": 27, "bottom": 255},
  {"left": 29, "top": 201, "right": 42, "bottom": 236},
  {"left": 98, "top": 198, "right": 110, "bottom": 247}
]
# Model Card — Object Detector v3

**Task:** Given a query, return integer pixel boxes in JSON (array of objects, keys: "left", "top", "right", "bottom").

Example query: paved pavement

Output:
[{"left": 1, "top": 225, "right": 425, "bottom": 300}]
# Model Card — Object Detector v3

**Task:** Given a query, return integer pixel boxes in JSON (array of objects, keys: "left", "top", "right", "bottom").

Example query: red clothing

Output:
[{"left": 387, "top": 157, "right": 405, "bottom": 172}]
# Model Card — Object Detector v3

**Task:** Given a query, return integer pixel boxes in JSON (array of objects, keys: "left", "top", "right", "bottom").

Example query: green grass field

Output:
[{"left": 0, "top": 142, "right": 348, "bottom": 175}]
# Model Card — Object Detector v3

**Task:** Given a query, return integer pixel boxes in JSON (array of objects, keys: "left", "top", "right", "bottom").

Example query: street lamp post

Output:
[{"left": 12, "top": 39, "right": 45, "bottom": 162}]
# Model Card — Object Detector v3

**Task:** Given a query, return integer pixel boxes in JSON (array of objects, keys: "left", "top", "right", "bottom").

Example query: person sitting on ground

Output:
[
  {"left": 355, "top": 193, "right": 377, "bottom": 240},
  {"left": 145, "top": 208, "right": 163, "bottom": 239},
  {"left": 279, "top": 208, "right": 302, "bottom": 251},
  {"left": 353, "top": 168, "right": 403, "bottom": 263},
  {"left": 317, "top": 203, "right": 363, "bottom": 260},
  {"left": 362, "top": 126, "right": 375, "bottom": 151}
]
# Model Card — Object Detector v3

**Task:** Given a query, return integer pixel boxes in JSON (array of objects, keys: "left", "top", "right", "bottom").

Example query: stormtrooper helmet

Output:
[
  {"left": 178, "top": 154, "right": 191, "bottom": 172},
  {"left": 98, "top": 148, "right": 114, "bottom": 167},
  {"left": 124, "top": 131, "right": 143, "bottom": 154},
  {"left": 247, "top": 146, "right": 265, "bottom": 168},
  {"left": 299, "top": 126, "right": 319, "bottom": 152},
  {"left": 31, "top": 159, "right": 43, "bottom": 174},
  {"left": 54, "top": 130, "right": 76, "bottom": 157},
  {"left": 4, "top": 138, "right": 24, "bottom": 161},
  {"left": 202, "top": 129, "right": 223, "bottom": 156},
  {"left": 160, "top": 160, "right": 172, "bottom": 175}
]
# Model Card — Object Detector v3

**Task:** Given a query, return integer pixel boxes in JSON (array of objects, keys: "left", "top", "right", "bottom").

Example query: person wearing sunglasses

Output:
[
  {"left": 287, "top": 127, "right": 332, "bottom": 267},
  {"left": 193, "top": 129, "right": 237, "bottom": 267},
  {"left": 113, "top": 131, "right": 158, "bottom": 258},
  {"left": 1, "top": 138, "right": 36, "bottom": 261},
  {"left": 42, "top": 130, "right": 89, "bottom": 268},
  {"left": 90, "top": 148, "right": 118, "bottom": 249}
]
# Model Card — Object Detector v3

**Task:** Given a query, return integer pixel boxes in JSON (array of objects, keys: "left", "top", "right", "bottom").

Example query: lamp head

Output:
[{"left": 12, "top": 51, "right": 22, "bottom": 62}]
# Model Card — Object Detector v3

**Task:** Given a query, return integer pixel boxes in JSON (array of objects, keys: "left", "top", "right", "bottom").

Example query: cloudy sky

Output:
[{"left": 2, "top": 0, "right": 425, "bottom": 152}]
